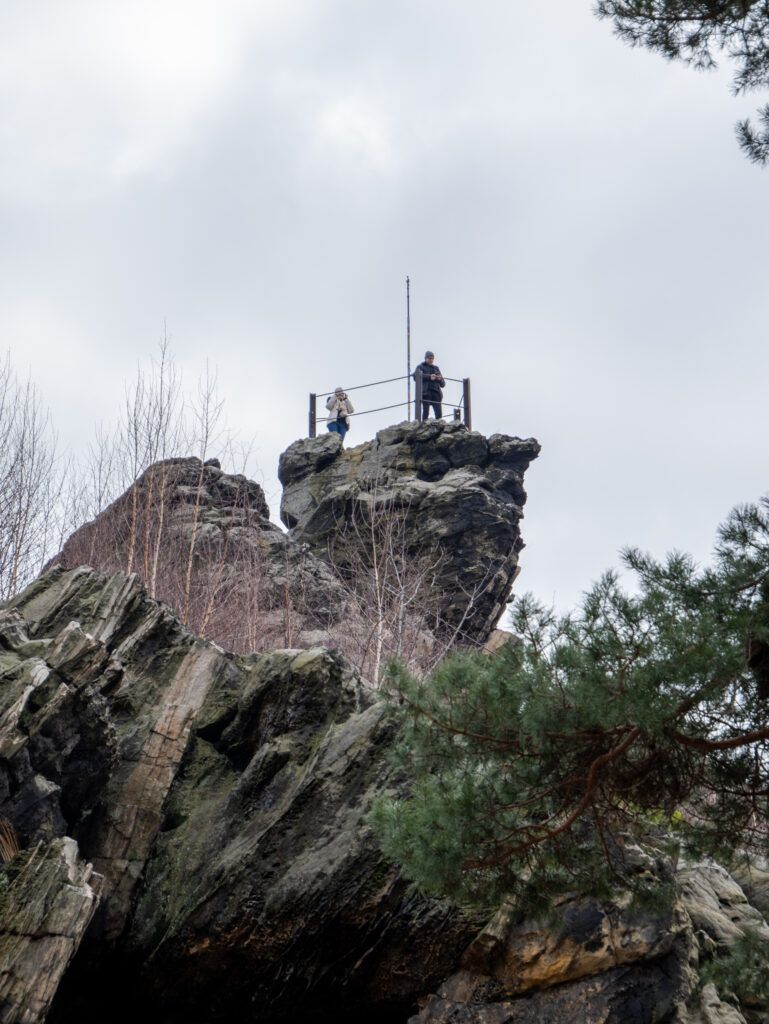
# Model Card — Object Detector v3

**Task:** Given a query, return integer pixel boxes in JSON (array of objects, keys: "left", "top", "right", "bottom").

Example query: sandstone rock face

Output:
[
  {"left": 279, "top": 421, "right": 541, "bottom": 643},
  {"left": 461, "top": 890, "right": 686, "bottom": 997},
  {"left": 120, "top": 646, "right": 481, "bottom": 1022},
  {"left": 411, "top": 883, "right": 696, "bottom": 1024},
  {"left": 52, "top": 457, "right": 349, "bottom": 652},
  {"left": 410, "top": 861, "right": 769, "bottom": 1024},
  {"left": 0, "top": 425, "right": 540, "bottom": 1020},
  {"left": 50, "top": 426, "right": 539, "bottom": 660},
  {"left": 0, "top": 565, "right": 480, "bottom": 1023},
  {"left": 678, "top": 862, "right": 769, "bottom": 953},
  {"left": 0, "top": 566, "right": 238, "bottom": 949},
  {"left": 0, "top": 839, "right": 101, "bottom": 1024},
  {"left": 56, "top": 457, "right": 271, "bottom": 561},
  {"left": 6, "top": 432, "right": 765, "bottom": 1024},
  {"left": 715, "top": 857, "right": 769, "bottom": 924}
]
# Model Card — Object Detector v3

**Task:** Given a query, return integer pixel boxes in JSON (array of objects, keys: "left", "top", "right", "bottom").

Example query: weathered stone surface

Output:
[
  {"left": 50, "top": 457, "right": 349, "bottom": 652},
  {"left": 0, "top": 838, "right": 101, "bottom": 1024},
  {"left": 483, "top": 629, "right": 518, "bottom": 655},
  {"left": 58, "top": 458, "right": 271, "bottom": 555},
  {"left": 0, "top": 566, "right": 481, "bottom": 1022},
  {"left": 279, "top": 421, "right": 540, "bottom": 643},
  {"left": 461, "top": 890, "right": 686, "bottom": 997},
  {"left": 695, "top": 983, "right": 748, "bottom": 1024},
  {"left": 0, "top": 605, "right": 117, "bottom": 845},
  {"left": 1, "top": 566, "right": 238, "bottom": 946},
  {"left": 412, "top": 960, "right": 684, "bottom": 1024},
  {"left": 8, "top": 441, "right": 767, "bottom": 1024},
  {"left": 678, "top": 862, "right": 769, "bottom": 953},
  {"left": 120, "top": 645, "right": 481, "bottom": 1021},
  {"left": 726, "top": 857, "right": 769, "bottom": 918},
  {"left": 410, "top": 861, "right": 769, "bottom": 1024}
]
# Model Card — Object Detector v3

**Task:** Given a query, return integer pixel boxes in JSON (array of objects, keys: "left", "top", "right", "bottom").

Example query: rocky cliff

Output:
[
  {"left": 411, "top": 858, "right": 769, "bottom": 1024},
  {"left": 279, "top": 421, "right": 541, "bottom": 644},
  {"left": 52, "top": 456, "right": 348, "bottom": 652},
  {"left": 53, "top": 421, "right": 540, "bottom": 657},
  {"left": 0, "top": 565, "right": 482, "bottom": 1023},
  {"left": 1, "top": 423, "right": 766, "bottom": 1024}
]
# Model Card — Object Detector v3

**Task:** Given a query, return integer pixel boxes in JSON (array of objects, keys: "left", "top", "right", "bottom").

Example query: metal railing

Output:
[{"left": 308, "top": 372, "right": 471, "bottom": 437}]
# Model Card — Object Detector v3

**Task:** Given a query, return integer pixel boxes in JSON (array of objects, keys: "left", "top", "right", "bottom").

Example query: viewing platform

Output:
[{"left": 307, "top": 371, "right": 472, "bottom": 437}]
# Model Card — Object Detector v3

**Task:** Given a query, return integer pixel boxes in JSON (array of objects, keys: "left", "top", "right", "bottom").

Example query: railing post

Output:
[
  {"left": 415, "top": 370, "right": 423, "bottom": 422},
  {"left": 309, "top": 393, "right": 317, "bottom": 437},
  {"left": 462, "top": 378, "right": 471, "bottom": 430}
]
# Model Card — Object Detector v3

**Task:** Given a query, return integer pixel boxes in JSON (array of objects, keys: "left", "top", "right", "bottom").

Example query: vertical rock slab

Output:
[
  {"left": 4, "top": 566, "right": 240, "bottom": 946},
  {"left": 89, "top": 642, "right": 229, "bottom": 941},
  {"left": 1, "top": 567, "right": 479, "bottom": 1021},
  {"left": 0, "top": 839, "right": 101, "bottom": 1024},
  {"left": 123, "top": 648, "right": 483, "bottom": 1022}
]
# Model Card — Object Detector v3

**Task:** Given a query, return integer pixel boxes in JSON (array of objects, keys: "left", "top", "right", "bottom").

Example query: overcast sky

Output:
[{"left": 1, "top": 0, "right": 768, "bottom": 612}]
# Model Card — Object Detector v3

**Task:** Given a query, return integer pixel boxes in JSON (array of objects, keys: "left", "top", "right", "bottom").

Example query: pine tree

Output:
[
  {"left": 596, "top": 1, "right": 769, "bottom": 163},
  {"left": 371, "top": 498, "right": 769, "bottom": 911}
]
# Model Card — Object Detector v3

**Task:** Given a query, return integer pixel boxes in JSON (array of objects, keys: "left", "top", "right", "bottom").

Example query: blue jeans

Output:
[{"left": 327, "top": 419, "right": 349, "bottom": 439}]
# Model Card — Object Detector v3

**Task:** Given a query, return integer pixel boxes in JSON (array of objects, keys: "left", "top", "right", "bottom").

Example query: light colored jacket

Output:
[{"left": 326, "top": 394, "right": 354, "bottom": 426}]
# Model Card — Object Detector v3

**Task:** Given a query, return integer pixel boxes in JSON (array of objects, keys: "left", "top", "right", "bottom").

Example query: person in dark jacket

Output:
[{"left": 413, "top": 350, "right": 445, "bottom": 420}]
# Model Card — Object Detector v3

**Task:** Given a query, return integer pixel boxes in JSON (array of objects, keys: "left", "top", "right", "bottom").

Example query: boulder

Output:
[
  {"left": 678, "top": 862, "right": 769, "bottom": 953},
  {"left": 460, "top": 891, "right": 686, "bottom": 997}
]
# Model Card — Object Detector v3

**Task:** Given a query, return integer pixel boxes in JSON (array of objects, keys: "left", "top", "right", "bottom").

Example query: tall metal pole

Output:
[{"left": 406, "top": 276, "right": 411, "bottom": 420}]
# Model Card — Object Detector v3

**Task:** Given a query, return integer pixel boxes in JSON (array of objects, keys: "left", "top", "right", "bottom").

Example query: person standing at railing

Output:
[
  {"left": 413, "top": 350, "right": 445, "bottom": 420},
  {"left": 325, "top": 387, "right": 354, "bottom": 441}
]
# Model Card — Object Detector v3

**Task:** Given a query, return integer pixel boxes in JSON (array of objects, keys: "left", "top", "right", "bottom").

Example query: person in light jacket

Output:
[{"left": 325, "top": 387, "right": 354, "bottom": 441}]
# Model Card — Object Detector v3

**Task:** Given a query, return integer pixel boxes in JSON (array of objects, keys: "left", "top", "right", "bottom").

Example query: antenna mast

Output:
[{"left": 406, "top": 276, "right": 411, "bottom": 420}]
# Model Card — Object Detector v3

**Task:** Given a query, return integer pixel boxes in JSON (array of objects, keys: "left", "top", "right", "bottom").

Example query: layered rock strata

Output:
[
  {"left": 5, "top": 427, "right": 764, "bottom": 1024},
  {"left": 0, "top": 839, "right": 100, "bottom": 1024},
  {"left": 411, "top": 859, "right": 769, "bottom": 1024},
  {"left": 0, "top": 566, "right": 481, "bottom": 1024}
]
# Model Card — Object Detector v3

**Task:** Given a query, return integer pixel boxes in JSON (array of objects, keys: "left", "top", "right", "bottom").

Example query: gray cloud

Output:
[{"left": 1, "top": 0, "right": 766, "bottom": 611}]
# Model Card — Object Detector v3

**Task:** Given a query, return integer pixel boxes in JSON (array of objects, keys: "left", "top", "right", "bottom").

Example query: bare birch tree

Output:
[
  {"left": 322, "top": 490, "right": 474, "bottom": 683},
  {"left": 0, "top": 355, "right": 61, "bottom": 599}
]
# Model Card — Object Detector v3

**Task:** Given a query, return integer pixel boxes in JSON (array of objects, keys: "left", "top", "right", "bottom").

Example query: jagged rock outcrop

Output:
[
  {"left": 5, "top": 426, "right": 766, "bottom": 1024},
  {"left": 0, "top": 565, "right": 481, "bottom": 1024},
  {"left": 0, "top": 424, "right": 539, "bottom": 1022},
  {"left": 120, "top": 646, "right": 480, "bottom": 1022},
  {"left": 279, "top": 421, "right": 541, "bottom": 644},
  {"left": 410, "top": 858, "right": 769, "bottom": 1024},
  {"left": 51, "top": 424, "right": 539, "bottom": 658},
  {"left": 52, "top": 457, "right": 349, "bottom": 652},
  {"left": 0, "top": 839, "right": 101, "bottom": 1024}
]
